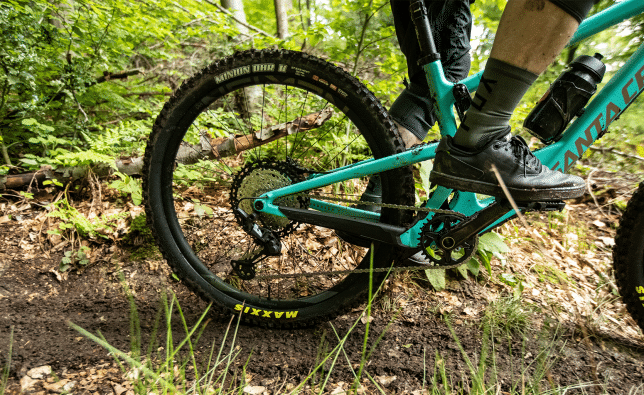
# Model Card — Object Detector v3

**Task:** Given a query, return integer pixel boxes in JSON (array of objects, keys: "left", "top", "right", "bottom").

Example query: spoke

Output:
[
  {"left": 259, "top": 84, "right": 266, "bottom": 159},
  {"left": 292, "top": 101, "right": 335, "bottom": 163},
  {"left": 288, "top": 90, "right": 310, "bottom": 158},
  {"left": 240, "top": 87, "right": 256, "bottom": 152},
  {"left": 298, "top": 113, "right": 350, "bottom": 171},
  {"left": 321, "top": 131, "right": 363, "bottom": 171}
]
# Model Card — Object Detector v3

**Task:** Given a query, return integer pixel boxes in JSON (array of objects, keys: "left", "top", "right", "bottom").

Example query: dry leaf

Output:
[
  {"left": 376, "top": 375, "right": 397, "bottom": 386},
  {"left": 243, "top": 385, "right": 266, "bottom": 394},
  {"left": 27, "top": 365, "right": 52, "bottom": 379}
]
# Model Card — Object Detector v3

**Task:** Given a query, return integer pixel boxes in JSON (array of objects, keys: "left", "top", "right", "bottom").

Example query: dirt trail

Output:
[{"left": 1, "top": 190, "right": 644, "bottom": 394}]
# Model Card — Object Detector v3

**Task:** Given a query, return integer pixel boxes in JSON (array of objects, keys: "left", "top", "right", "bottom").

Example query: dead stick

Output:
[
  {"left": 588, "top": 146, "right": 644, "bottom": 162},
  {"left": 210, "top": 108, "right": 334, "bottom": 158},
  {"left": 490, "top": 164, "right": 529, "bottom": 228}
]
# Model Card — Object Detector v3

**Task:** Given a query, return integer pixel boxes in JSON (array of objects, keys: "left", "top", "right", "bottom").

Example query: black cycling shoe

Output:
[
  {"left": 430, "top": 131, "right": 586, "bottom": 201},
  {"left": 335, "top": 175, "right": 382, "bottom": 248}
]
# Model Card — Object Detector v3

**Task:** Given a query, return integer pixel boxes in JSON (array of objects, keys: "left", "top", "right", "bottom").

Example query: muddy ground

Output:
[{"left": 1, "top": 174, "right": 644, "bottom": 394}]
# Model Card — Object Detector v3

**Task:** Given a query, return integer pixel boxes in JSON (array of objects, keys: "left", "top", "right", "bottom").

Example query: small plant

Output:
[
  {"left": 424, "top": 231, "right": 509, "bottom": 291},
  {"left": 481, "top": 295, "right": 531, "bottom": 337},
  {"left": 427, "top": 315, "right": 590, "bottom": 394},
  {"left": 60, "top": 246, "right": 90, "bottom": 272},
  {"left": 0, "top": 326, "right": 13, "bottom": 395},
  {"left": 70, "top": 286, "right": 250, "bottom": 394}
]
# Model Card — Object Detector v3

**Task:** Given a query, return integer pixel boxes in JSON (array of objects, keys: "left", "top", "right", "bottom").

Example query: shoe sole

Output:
[{"left": 430, "top": 171, "right": 586, "bottom": 202}]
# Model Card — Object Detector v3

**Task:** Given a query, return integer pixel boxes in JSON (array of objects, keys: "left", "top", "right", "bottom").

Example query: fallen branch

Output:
[
  {"left": 0, "top": 160, "right": 139, "bottom": 191},
  {"left": 209, "top": 108, "right": 334, "bottom": 158},
  {"left": 1, "top": 110, "right": 334, "bottom": 190},
  {"left": 121, "top": 91, "right": 172, "bottom": 97},
  {"left": 93, "top": 69, "right": 142, "bottom": 85}
]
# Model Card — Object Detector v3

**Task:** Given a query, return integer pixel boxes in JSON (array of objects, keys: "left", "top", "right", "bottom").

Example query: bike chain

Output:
[{"left": 230, "top": 154, "right": 469, "bottom": 281}]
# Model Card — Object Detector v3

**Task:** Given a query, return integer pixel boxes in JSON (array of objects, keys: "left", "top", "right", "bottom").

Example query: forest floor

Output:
[{"left": 1, "top": 170, "right": 644, "bottom": 394}]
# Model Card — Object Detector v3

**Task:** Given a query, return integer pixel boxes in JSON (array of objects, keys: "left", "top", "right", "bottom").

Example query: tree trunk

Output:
[
  {"left": 274, "top": 0, "right": 290, "bottom": 39},
  {"left": 221, "top": 0, "right": 250, "bottom": 37},
  {"left": 221, "top": 0, "right": 262, "bottom": 113}
]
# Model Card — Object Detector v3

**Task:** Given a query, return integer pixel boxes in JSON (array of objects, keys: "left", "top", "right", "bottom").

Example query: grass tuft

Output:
[{"left": 0, "top": 326, "right": 13, "bottom": 395}]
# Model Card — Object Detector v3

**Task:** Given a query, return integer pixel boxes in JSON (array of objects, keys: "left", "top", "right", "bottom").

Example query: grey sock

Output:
[{"left": 453, "top": 58, "right": 538, "bottom": 150}]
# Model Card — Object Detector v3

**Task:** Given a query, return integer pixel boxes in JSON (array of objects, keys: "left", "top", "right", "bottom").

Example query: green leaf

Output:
[
  {"left": 425, "top": 268, "right": 446, "bottom": 291},
  {"left": 418, "top": 160, "right": 433, "bottom": 194},
  {"left": 478, "top": 232, "right": 509, "bottom": 255},
  {"left": 455, "top": 264, "right": 468, "bottom": 280},
  {"left": 194, "top": 203, "right": 214, "bottom": 218},
  {"left": 479, "top": 251, "right": 492, "bottom": 276},
  {"left": 466, "top": 257, "right": 480, "bottom": 277}
]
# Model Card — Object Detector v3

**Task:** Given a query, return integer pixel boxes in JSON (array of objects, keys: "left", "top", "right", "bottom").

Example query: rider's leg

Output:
[
  {"left": 362, "top": 0, "right": 472, "bottom": 204},
  {"left": 337, "top": 0, "right": 472, "bottom": 250},
  {"left": 390, "top": 0, "right": 473, "bottom": 145},
  {"left": 453, "top": 0, "right": 586, "bottom": 149},
  {"left": 431, "top": 0, "right": 596, "bottom": 201}
]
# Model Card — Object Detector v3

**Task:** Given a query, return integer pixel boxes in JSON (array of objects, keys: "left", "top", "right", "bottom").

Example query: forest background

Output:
[
  {"left": 1, "top": 0, "right": 643, "bottom": 188},
  {"left": 2, "top": 1, "right": 644, "bottom": 393}
]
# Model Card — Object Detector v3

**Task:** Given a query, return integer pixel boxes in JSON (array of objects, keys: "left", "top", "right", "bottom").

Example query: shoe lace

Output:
[{"left": 500, "top": 135, "right": 541, "bottom": 175}]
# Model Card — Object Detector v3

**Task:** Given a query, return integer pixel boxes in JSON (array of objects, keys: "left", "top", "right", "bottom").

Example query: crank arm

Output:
[
  {"left": 278, "top": 206, "right": 407, "bottom": 247},
  {"left": 438, "top": 201, "right": 511, "bottom": 250}
]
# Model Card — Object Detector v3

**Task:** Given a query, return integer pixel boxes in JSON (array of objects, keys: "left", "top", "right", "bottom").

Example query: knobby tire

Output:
[{"left": 143, "top": 49, "right": 415, "bottom": 328}]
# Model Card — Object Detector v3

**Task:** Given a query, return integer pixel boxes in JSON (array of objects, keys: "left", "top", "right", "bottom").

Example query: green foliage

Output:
[
  {"left": 47, "top": 197, "right": 126, "bottom": 239},
  {"left": 425, "top": 267, "right": 447, "bottom": 291},
  {"left": 423, "top": 230, "right": 509, "bottom": 291},
  {"left": 0, "top": 0, "right": 234, "bottom": 170},
  {"left": 109, "top": 172, "right": 142, "bottom": 205},
  {"left": 475, "top": 231, "right": 509, "bottom": 276}
]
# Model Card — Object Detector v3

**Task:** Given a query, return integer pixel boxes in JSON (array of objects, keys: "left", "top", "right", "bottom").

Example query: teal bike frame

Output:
[{"left": 256, "top": 0, "right": 644, "bottom": 249}]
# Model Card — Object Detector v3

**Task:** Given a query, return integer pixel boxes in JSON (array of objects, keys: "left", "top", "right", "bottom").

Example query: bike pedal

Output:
[{"left": 516, "top": 200, "right": 566, "bottom": 212}]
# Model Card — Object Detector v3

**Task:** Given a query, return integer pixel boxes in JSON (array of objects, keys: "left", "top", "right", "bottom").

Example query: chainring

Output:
[
  {"left": 418, "top": 213, "right": 478, "bottom": 268},
  {"left": 230, "top": 159, "right": 308, "bottom": 238}
]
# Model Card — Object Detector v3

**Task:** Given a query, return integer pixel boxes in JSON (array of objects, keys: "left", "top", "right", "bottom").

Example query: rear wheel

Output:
[
  {"left": 614, "top": 182, "right": 644, "bottom": 333},
  {"left": 143, "top": 49, "right": 414, "bottom": 327}
]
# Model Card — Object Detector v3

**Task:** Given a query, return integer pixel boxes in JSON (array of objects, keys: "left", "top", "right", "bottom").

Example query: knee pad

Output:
[{"left": 548, "top": 0, "right": 598, "bottom": 23}]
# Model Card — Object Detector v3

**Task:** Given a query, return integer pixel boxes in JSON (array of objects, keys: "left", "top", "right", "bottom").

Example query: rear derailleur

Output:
[{"left": 231, "top": 208, "right": 281, "bottom": 280}]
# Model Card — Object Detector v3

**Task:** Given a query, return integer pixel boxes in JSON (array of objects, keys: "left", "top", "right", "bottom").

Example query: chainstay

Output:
[
  {"left": 248, "top": 193, "right": 465, "bottom": 280},
  {"left": 246, "top": 157, "right": 466, "bottom": 281}
]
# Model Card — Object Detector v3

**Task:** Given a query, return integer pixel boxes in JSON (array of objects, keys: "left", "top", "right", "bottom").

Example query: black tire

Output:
[
  {"left": 143, "top": 49, "right": 414, "bottom": 327},
  {"left": 614, "top": 182, "right": 644, "bottom": 332}
]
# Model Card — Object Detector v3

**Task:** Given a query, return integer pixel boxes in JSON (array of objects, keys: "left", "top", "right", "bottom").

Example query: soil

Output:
[{"left": 1, "top": 172, "right": 644, "bottom": 394}]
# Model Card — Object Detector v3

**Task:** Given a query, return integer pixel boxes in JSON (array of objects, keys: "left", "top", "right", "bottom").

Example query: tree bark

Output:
[
  {"left": 221, "top": 0, "right": 250, "bottom": 37},
  {"left": 221, "top": 0, "right": 262, "bottom": 113}
]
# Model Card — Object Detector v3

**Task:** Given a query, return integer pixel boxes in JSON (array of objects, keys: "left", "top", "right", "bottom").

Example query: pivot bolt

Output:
[{"left": 254, "top": 201, "right": 264, "bottom": 211}]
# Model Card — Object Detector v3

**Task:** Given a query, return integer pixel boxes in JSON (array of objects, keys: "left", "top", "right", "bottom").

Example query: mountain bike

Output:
[{"left": 143, "top": 0, "right": 644, "bottom": 329}]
